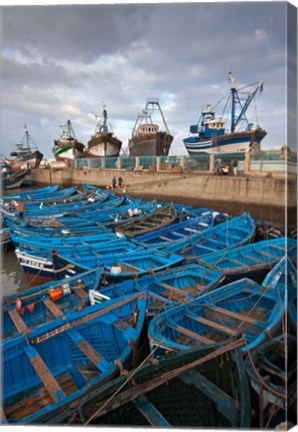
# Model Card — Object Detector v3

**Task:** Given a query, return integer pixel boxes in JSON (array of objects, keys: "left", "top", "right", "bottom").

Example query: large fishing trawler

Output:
[
  {"left": 183, "top": 73, "right": 267, "bottom": 154},
  {"left": 52, "top": 119, "right": 84, "bottom": 161},
  {"left": 129, "top": 98, "right": 173, "bottom": 156},
  {"left": 86, "top": 105, "right": 122, "bottom": 157}
]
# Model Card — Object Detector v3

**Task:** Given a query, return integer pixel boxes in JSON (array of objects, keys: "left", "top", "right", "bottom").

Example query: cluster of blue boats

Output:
[{"left": 1, "top": 183, "right": 297, "bottom": 427}]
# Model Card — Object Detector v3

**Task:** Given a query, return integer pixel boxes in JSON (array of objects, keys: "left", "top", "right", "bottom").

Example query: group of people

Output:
[
  {"left": 214, "top": 158, "right": 238, "bottom": 176},
  {"left": 111, "top": 176, "right": 124, "bottom": 189}
]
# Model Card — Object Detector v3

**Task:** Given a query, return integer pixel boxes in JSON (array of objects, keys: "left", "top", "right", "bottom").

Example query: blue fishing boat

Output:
[
  {"left": 148, "top": 261, "right": 288, "bottom": 357},
  {"left": 82, "top": 183, "right": 106, "bottom": 193},
  {"left": 183, "top": 73, "right": 267, "bottom": 154},
  {"left": 53, "top": 248, "right": 184, "bottom": 283},
  {"left": 2, "top": 292, "right": 146, "bottom": 424},
  {"left": 89, "top": 263, "right": 225, "bottom": 316},
  {"left": 134, "top": 210, "right": 215, "bottom": 249},
  {"left": 114, "top": 204, "right": 177, "bottom": 238},
  {"left": 2, "top": 183, "right": 61, "bottom": 200},
  {"left": 11, "top": 230, "right": 119, "bottom": 248},
  {"left": 7, "top": 218, "right": 112, "bottom": 237},
  {"left": 107, "top": 200, "right": 157, "bottom": 229},
  {"left": 163, "top": 213, "right": 255, "bottom": 261},
  {"left": 13, "top": 236, "right": 134, "bottom": 284},
  {"left": 198, "top": 237, "right": 297, "bottom": 282},
  {"left": 2, "top": 268, "right": 103, "bottom": 339},
  {"left": 16, "top": 192, "right": 114, "bottom": 218}
]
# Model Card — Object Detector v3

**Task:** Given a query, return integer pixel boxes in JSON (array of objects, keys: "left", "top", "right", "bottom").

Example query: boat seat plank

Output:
[
  {"left": 172, "top": 232, "right": 187, "bottom": 238},
  {"left": 243, "top": 254, "right": 266, "bottom": 264},
  {"left": 159, "top": 236, "right": 172, "bottom": 242},
  {"left": 116, "top": 262, "right": 140, "bottom": 272},
  {"left": 180, "top": 370, "right": 237, "bottom": 422},
  {"left": 75, "top": 288, "right": 87, "bottom": 299},
  {"left": 24, "top": 344, "right": 65, "bottom": 403},
  {"left": 207, "top": 307, "right": 257, "bottom": 325},
  {"left": 270, "top": 244, "right": 286, "bottom": 251},
  {"left": 133, "top": 395, "right": 171, "bottom": 427},
  {"left": 168, "top": 322, "right": 214, "bottom": 345},
  {"left": 155, "top": 281, "right": 190, "bottom": 298},
  {"left": 227, "top": 258, "right": 248, "bottom": 267},
  {"left": 137, "top": 221, "right": 158, "bottom": 227},
  {"left": 187, "top": 315, "right": 237, "bottom": 336},
  {"left": 257, "top": 250, "right": 279, "bottom": 259},
  {"left": 67, "top": 328, "right": 103, "bottom": 367},
  {"left": 8, "top": 308, "right": 29, "bottom": 333},
  {"left": 43, "top": 298, "right": 64, "bottom": 318},
  {"left": 184, "top": 227, "right": 201, "bottom": 234}
]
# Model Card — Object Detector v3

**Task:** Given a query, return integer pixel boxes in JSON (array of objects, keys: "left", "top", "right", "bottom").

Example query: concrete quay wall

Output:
[{"left": 28, "top": 168, "right": 297, "bottom": 224}]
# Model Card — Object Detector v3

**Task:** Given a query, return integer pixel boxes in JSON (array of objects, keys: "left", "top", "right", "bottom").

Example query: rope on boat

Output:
[
  {"left": 81, "top": 337, "right": 245, "bottom": 425},
  {"left": 52, "top": 263, "right": 75, "bottom": 273},
  {"left": 81, "top": 340, "right": 165, "bottom": 426}
]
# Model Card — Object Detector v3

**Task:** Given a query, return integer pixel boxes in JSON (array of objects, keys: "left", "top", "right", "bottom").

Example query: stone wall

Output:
[{"left": 28, "top": 168, "right": 297, "bottom": 224}]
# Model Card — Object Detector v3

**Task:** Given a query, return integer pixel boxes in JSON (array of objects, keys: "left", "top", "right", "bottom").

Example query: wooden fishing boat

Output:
[
  {"left": 148, "top": 269, "right": 287, "bottom": 357},
  {"left": 52, "top": 248, "right": 184, "bottom": 283},
  {"left": 245, "top": 333, "right": 297, "bottom": 428},
  {"left": 2, "top": 184, "right": 61, "bottom": 201},
  {"left": 90, "top": 263, "right": 225, "bottom": 316},
  {"left": 2, "top": 292, "right": 147, "bottom": 424},
  {"left": 7, "top": 218, "right": 112, "bottom": 237},
  {"left": 11, "top": 230, "right": 119, "bottom": 248},
  {"left": 2, "top": 268, "right": 103, "bottom": 339},
  {"left": 13, "top": 236, "right": 134, "bottom": 284},
  {"left": 134, "top": 210, "right": 215, "bottom": 249},
  {"left": 52, "top": 119, "right": 84, "bottom": 161},
  {"left": 2, "top": 168, "right": 29, "bottom": 189},
  {"left": 106, "top": 201, "right": 158, "bottom": 229},
  {"left": 163, "top": 213, "right": 255, "bottom": 261},
  {"left": 10, "top": 125, "right": 43, "bottom": 169},
  {"left": 198, "top": 237, "right": 297, "bottom": 282},
  {"left": 16, "top": 192, "right": 114, "bottom": 218},
  {"left": 49, "top": 339, "right": 250, "bottom": 428},
  {"left": 85, "top": 106, "right": 122, "bottom": 157},
  {"left": 82, "top": 183, "right": 106, "bottom": 193},
  {"left": 114, "top": 204, "right": 177, "bottom": 238},
  {"left": 128, "top": 98, "right": 173, "bottom": 156}
]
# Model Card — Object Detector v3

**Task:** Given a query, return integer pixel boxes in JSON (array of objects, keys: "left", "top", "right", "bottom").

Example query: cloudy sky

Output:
[{"left": 1, "top": 1, "right": 295, "bottom": 159}]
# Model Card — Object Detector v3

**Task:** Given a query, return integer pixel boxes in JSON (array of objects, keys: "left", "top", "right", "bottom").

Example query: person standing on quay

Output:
[
  {"left": 118, "top": 176, "right": 123, "bottom": 188},
  {"left": 231, "top": 159, "right": 238, "bottom": 176},
  {"left": 111, "top": 176, "right": 117, "bottom": 189}
]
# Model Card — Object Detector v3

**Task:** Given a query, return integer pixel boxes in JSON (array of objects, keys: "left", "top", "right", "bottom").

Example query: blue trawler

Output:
[{"left": 183, "top": 73, "right": 267, "bottom": 154}]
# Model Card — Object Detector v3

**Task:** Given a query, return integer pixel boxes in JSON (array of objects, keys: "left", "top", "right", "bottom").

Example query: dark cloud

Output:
[{"left": 1, "top": 2, "right": 290, "bottom": 158}]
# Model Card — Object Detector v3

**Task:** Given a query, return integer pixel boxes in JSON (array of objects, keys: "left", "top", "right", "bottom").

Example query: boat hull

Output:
[
  {"left": 87, "top": 133, "right": 122, "bottom": 157},
  {"left": 53, "top": 141, "right": 85, "bottom": 161},
  {"left": 129, "top": 132, "right": 173, "bottom": 156},
  {"left": 2, "top": 169, "right": 29, "bottom": 189},
  {"left": 11, "top": 151, "right": 43, "bottom": 169},
  {"left": 183, "top": 129, "right": 267, "bottom": 155}
]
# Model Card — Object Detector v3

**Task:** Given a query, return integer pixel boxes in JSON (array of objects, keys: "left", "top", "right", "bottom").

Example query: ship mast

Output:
[
  {"left": 145, "top": 98, "right": 170, "bottom": 134},
  {"left": 229, "top": 72, "right": 264, "bottom": 133}
]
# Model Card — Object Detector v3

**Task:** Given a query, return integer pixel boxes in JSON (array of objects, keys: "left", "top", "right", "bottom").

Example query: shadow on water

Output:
[
  {"left": 1, "top": 250, "right": 28, "bottom": 296},
  {"left": 1, "top": 183, "right": 41, "bottom": 295}
]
